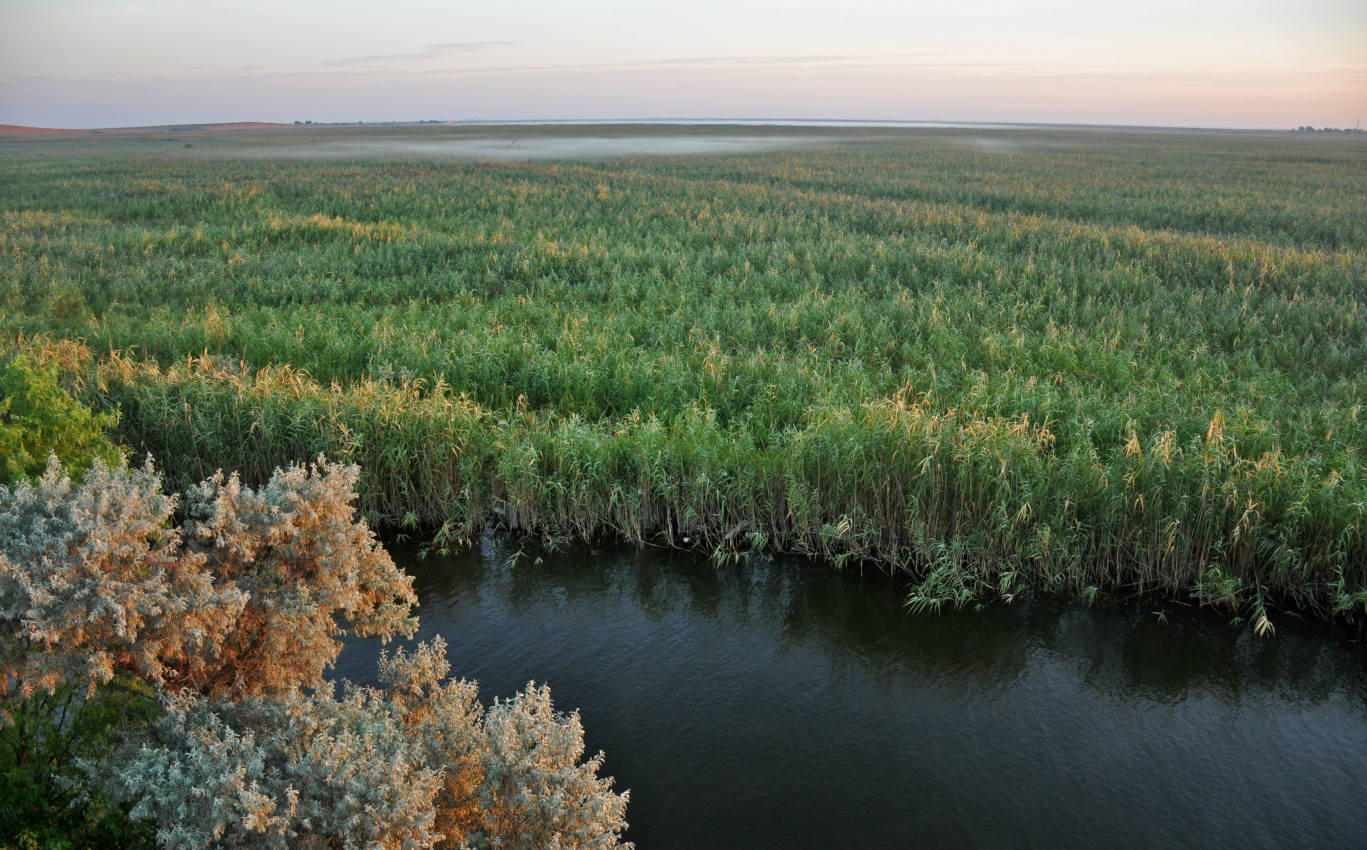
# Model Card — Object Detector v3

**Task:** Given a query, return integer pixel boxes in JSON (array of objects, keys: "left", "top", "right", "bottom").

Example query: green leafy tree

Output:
[
  {"left": 0, "top": 672, "right": 159, "bottom": 850},
  {"left": 0, "top": 355, "right": 121, "bottom": 487}
]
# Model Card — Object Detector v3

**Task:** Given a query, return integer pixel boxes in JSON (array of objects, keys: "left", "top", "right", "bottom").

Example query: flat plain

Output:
[{"left": 2, "top": 123, "right": 1364, "bottom": 624}]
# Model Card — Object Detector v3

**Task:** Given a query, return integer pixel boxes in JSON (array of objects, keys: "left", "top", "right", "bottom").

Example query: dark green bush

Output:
[{"left": 0, "top": 355, "right": 121, "bottom": 486}]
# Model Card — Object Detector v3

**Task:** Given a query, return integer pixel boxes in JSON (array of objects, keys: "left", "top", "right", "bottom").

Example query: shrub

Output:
[
  {"left": 121, "top": 640, "right": 631, "bottom": 850},
  {"left": 1, "top": 458, "right": 629, "bottom": 849},
  {"left": 0, "top": 457, "right": 416, "bottom": 701},
  {"left": 0, "top": 355, "right": 121, "bottom": 487}
]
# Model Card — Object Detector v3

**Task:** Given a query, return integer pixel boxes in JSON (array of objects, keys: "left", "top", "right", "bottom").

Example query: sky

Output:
[{"left": 2, "top": 0, "right": 1364, "bottom": 130}]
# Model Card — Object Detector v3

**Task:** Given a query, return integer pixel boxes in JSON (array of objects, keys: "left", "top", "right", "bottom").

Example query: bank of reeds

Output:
[{"left": 20, "top": 341, "right": 1358, "bottom": 627}]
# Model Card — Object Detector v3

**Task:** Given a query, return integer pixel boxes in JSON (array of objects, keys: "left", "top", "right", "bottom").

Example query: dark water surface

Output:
[{"left": 335, "top": 541, "right": 1367, "bottom": 848}]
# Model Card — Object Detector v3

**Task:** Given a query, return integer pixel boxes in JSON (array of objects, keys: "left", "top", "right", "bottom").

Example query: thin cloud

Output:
[
  {"left": 624, "top": 52, "right": 931, "bottom": 68},
  {"left": 1019, "top": 63, "right": 1367, "bottom": 83},
  {"left": 327, "top": 42, "right": 516, "bottom": 68},
  {"left": 325, "top": 50, "right": 940, "bottom": 77},
  {"left": 3, "top": 51, "right": 1016, "bottom": 89},
  {"left": 350, "top": 52, "right": 950, "bottom": 78},
  {"left": 383, "top": 54, "right": 1028, "bottom": 79}
]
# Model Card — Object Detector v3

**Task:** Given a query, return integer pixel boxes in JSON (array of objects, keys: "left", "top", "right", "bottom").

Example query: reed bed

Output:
[{"left": 2, "top": 125, "right": 1364, "bottom": 622}]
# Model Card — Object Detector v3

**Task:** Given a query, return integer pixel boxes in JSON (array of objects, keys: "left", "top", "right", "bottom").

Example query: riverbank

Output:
[{"left": 6, "top": 334, "right": 1360, "bottom": 627}]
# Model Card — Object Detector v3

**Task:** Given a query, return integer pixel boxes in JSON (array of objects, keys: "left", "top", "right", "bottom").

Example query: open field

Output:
[{"left": 2, "top": 123, "right": 1364, "bottom": 623}]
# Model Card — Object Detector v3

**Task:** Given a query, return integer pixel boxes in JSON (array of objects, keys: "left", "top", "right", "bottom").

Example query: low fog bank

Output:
[{"left": 214, "top": 135, "right": 830, "bottom": 161}]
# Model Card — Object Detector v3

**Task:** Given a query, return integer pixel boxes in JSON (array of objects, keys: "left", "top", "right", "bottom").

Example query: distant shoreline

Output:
[{"left": 3, "top": 118, "right": 1358, "bottom": 136}]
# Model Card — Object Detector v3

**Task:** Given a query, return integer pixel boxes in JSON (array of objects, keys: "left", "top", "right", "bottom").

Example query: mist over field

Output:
[{"left": 211, "top": 134, "right": 830, "bottom": 160}]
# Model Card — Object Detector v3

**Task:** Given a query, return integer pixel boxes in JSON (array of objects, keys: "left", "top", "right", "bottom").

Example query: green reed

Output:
[{"left": 2, "top": 124, "right": 1363, "bottom": 624}]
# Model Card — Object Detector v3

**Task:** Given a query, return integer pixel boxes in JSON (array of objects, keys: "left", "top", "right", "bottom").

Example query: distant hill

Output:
[
  {"left": 0, "top": 121, "right": 287, "bottom": 136},
  {"left": 0, "top": 124, "right": 80, "bottom": 135}
]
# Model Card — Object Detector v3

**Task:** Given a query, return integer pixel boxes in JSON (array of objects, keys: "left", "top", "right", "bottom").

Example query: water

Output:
[{"left": 335, "top": 541, "right": 1367, "bottom": 848}]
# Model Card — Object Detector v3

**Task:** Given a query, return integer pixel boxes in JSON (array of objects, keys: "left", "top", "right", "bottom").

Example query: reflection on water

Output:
[{"left": 336, "top": 540, "right": 1367, "bottom": 849}]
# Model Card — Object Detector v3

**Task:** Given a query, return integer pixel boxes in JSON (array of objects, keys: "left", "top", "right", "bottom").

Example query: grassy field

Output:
[{"left": 2, "top": 123, "right": 1364, "bottom": 624}]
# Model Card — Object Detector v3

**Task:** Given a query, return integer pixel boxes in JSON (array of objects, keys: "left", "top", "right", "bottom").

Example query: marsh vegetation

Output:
[{"left": 2, "top": 124, "right": 1364, "bottom": 625}]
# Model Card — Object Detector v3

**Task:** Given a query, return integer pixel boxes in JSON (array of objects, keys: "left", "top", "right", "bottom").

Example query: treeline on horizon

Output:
[
  {"left": 1, "top": 126, "right": 1364, "bottom": 626},
  {"left": 1291, "top": 126, "right": 1364, "bottom": 135}
]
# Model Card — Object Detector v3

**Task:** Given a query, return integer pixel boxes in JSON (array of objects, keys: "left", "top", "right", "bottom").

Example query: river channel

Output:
[{"left": 334, "top": 539, "right": 1367, "bottom": 848}]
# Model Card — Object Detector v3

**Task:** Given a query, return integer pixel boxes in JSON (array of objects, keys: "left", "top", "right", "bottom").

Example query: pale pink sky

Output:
[{"left": 2, "top": 0, "right": 1364, "bottom": 129}]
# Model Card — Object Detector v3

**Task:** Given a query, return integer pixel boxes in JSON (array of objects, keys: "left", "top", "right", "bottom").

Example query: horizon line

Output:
[{"left": 5, "top": 116, "right": 1363, "bottom": 135}]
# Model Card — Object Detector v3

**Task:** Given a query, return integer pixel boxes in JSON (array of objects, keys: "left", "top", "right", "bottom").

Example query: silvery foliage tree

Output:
[
  {"left": 1, "top": 458, "right": 630, "bottom": 849},
  {"left": 123, "top": 639, "right": 631, "bottom": 850},
  {"left": 0, "top": 457, "right": 416, "bottom": 702}
]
